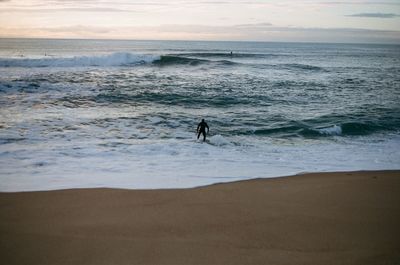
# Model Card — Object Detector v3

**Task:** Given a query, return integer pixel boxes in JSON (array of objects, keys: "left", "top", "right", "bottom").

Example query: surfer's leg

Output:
[{"left": 203, "top": 132, "right": 206, "bottom": 142}]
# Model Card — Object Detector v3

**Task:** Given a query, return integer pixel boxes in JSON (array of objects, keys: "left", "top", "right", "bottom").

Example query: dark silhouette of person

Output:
[{"left": 197, "top": 119, "right": 209, "bottom": 142}]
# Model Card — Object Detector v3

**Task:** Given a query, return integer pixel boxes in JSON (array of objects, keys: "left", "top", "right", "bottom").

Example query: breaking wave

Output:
[
  {"left": 0, "top": 52, "right": 158, "bottom": 67},
  {"left": 0, "top": 52, "right": 242, "bottom": 68},
  {"left": 0, "top": 52, "right": 328, "bottom": 71},
  {"left": 152, "top": 55, "right": 239, "bottom": 66},
  {"left": 249, "top": 121, "right": 399, "bottom": 138},
  {"left": 152, "top": 55, "right": 209, "bottom": 66}
]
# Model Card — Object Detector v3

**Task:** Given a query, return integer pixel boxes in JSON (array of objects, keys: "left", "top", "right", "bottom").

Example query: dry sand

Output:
[{"left": 0, "top": 170, "right": 399, "bottom": 265}]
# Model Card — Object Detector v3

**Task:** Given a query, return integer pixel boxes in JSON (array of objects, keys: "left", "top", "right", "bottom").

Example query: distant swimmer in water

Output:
[{"left": 197, "top": 119, "right": 209, "bottom": 142}]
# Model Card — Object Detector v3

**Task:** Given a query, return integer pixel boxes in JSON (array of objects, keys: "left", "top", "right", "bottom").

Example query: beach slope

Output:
[{"left": 1, "top": 170, "right": 399, "bottom": 265}]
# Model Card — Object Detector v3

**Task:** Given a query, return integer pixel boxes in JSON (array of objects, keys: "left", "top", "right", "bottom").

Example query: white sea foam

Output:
[
  {"left": 0, "top": 52, "right": 159, "bottom": 68},
  {"left": 318, "top": 125, "right": 342, "bottom": 135},
  {"left": 0, "top": 133, "right": 399, "bottom": 192},
  {"left": 209, "top": 135, "right": 231, "bottom": 146}
]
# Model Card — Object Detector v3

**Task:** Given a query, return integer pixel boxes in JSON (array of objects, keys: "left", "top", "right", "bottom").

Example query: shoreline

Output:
[
  {"left": 2, "top": 169, "right": 400, "bottom": 193},
  {"left": 1, "top": 170, "right": 399, "bottom": 265}
]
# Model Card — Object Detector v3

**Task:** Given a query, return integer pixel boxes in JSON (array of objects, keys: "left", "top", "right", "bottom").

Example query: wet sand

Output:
[{"left": 0, "top": 170, "right": 399, "bottom": 265}]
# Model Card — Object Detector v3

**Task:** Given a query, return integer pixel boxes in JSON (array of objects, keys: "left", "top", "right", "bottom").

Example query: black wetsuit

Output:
[{"left": 197, "top": 121, "right": 209, "bottom": 141}]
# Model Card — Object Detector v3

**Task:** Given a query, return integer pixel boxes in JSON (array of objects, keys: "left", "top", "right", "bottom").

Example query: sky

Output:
[{"left": 0, "top": 0, "right": 399, "bottom": 43}]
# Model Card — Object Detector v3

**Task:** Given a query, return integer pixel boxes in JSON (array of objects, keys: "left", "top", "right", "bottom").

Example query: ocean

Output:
[{"left": 0, "top": 38, "right": 399, "bottom": 191}]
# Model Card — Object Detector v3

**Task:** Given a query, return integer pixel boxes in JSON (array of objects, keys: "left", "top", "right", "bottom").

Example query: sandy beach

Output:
[{"left": 0, "top": 170, "right": 399, "bottom": 265}]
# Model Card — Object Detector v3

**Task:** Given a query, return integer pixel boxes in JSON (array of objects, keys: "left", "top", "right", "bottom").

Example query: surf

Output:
[{"left": 0, "top": 52, "right": 158, "bottom": 68}]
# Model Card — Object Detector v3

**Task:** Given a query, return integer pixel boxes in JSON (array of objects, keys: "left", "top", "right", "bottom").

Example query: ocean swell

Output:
[
  {"left": 248, "top": 120, "right": 399, "bottom": 138},
  {"left": 152, "top": 55, "right": 239, "bottom": 67},
  {"left": 281, "top": 63, "right": 326, "bottom": 72},
  {"left": 0, "top": 53, "right": 241, "bottom": 68},
  {"left": 152, "top": 55, "right": 208, "bottom": 66},
  {"left": 0, "top": 52, "right": 158, "bottom": 67}
]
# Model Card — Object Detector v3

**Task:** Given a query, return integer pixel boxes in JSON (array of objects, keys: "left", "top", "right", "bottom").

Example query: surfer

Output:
[{"left": 197, "top": 119, "right": 209, "bottom": 142}]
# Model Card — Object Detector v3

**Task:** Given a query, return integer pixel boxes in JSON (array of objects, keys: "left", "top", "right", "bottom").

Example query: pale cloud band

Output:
[
  {"left": 1, "top": 0, "right": 400, "bottom": 43},
  {"left": 346, "top": 13, "right": 400, "bottom": 18},
  {"left": 1, "top": 23, "right": 399, "bottom": 44}
]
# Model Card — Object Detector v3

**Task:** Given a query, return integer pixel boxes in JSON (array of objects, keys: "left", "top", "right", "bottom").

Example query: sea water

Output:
[{"left": 0, "top": 39, "right": 399, "bottom": 191}]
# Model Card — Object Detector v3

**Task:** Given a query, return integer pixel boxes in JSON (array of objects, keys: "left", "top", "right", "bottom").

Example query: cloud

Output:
[
  {"left": 346, "top": 13, "right": 400, "bottom": 18},
  {"left": 321, "top": 1, "right": 400, "bottom": 5},
  {"left": 235, "top": 23, "right": 273, "bottom": 28},
  {"left": 0, "top": 0, "right": 168, "bottom": 13},
  {"left": 196, "top": 0, "right": 400, "bottom": 6},
  {"left": 1, "top": 23, "right": 399, "bottom": 44},
  {"left": 0, "top": 7, "right": 133, "bottom": 12},
  {"left": 44, "top": 25, "right": 111, "bottom": 34}
]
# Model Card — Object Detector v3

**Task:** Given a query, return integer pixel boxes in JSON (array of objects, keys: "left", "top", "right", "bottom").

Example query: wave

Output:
[
  {"left": 152, "top": 55, "right": 208, "bottom": 66},
  {"left": 0, "top": 137, "right": 26, "bottom": 145},
  {"left": 152, "top": 55, "right": 239, "bottom": 67},
  {"left": 281, "top": 63, "right": 326, "bottom": 72},
  {"left": 0, "top": 53, "right": 240, "bottom": 68},
  {"left": 0, "top": 52, "right": 158, "bottom": 68},
  {"left": 92, "top": 92, "right": 252, "bottom": 107},
  {"left": 172, "top": 52, "right": 280, "bottom": 58},
  {"left": 249, "top": 121, "right": 399, "bottom": 138}
]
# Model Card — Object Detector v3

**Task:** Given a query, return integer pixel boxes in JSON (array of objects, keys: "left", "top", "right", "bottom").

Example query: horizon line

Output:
[{"left": 1, "top": 36, "right": 399, "bottom": 46}]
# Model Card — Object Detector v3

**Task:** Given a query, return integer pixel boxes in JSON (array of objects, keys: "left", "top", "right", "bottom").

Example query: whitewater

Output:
[{"left": 0, "top": 39, "right": 399, "bottom": 191}]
